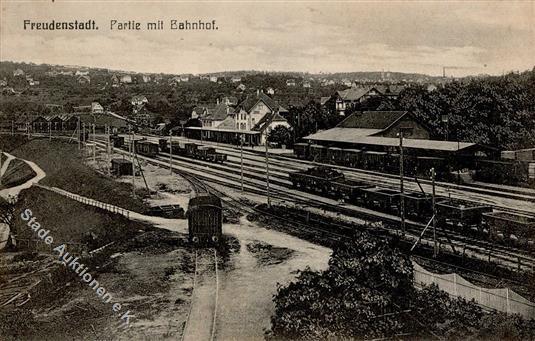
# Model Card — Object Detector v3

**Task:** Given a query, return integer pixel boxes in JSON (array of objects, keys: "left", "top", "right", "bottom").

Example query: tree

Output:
[
  {"left": 267, "top": 236, "right": 414, "bottom": 340},
  {"left": 267, "top": 125, "right": 294, "bottom": 148}
]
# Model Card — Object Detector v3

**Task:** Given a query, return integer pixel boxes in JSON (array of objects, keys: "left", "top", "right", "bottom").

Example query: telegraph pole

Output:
[
  {"left": 77, "top": 117, "right": 81, "bottom": 150},
  {"left": 265, "top": 133, "right": 271, "bottom": 207},
  {"left": 399, "top": 129, "right": 405, "bottom": 235},
  {"left": 92, "top": 124, "right": 96, "bottom": 163},
  {"left": 48, "top": 121, "right": 51, "bottom": 141},
  {"left": 132, "top": 130, "right": 136, "bottom": 198},
  {"left": 431, "top": 167, "right": 438, "bottom": 258},
  {"left": 240, "top": 134, "right": 244, "bottom": 192},
  {"left": 169, "top": 132, "right": 173, "bottom": 174},
  {"left": 11, "top": 120, "right": 14, "bottom": 136}
]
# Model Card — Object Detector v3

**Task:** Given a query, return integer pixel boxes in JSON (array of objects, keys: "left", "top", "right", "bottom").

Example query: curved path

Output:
[{"left": 0, "top": 152, "right": 46, "bottom": 250}]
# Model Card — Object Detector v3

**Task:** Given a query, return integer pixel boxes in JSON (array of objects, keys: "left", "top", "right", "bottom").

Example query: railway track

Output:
[
  {"left": 91, "top": 140, "right": 535, "bottom": 272},
  {"left": 181, "top": 249, "right": 219, "bottom": 341}
]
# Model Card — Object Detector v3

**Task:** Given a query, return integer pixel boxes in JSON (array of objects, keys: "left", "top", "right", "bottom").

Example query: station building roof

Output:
[{"left": 304, "top": 129, "right": 477, "bottom": 152}]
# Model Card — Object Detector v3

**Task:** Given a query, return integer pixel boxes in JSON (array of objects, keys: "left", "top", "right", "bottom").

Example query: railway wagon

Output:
[
  {"left": 436, "top": 199, "right": 492, "bottom": 229},
  {"left": 330, "top": 178, "right": 370, "bottom": 202},
  {"left": 187, "top": 195, "right": 223, "bottom": 244},
  {"left": 158, "top": 138, "right": 169, "bottom": 152},
  {"left": 361, "top": 187, "right": 400, "bottom": 212},
  {"left": 362, "top": 151, "right": 388, "bottom": 172},
  {"left": 342, "top": 149, "right": 361, "bottom": 168},
  {"left": 185, "top": 143, "right": 200, "bottom": 157},
  {"left": 290, "top": 166, "right": 344, "bottom": 191},
  {"left": 135, "top": 141, "right": 159, "bottom": 157},
  {"left": 483, "top": 211, "right": 535, "bottom": 244},
  {"left": 294, "top": 143, "right": 309, "bottom": 160},
  {"left": 416, "top": 156, "right": 448, "bottom": 178},
  {"left": 310, "top": 144, "right": 327, "bottom": 162},
  {"left": 326, "top": 147, "right": 344, "bottom": 165},
  {"left": 197, "top": 146, "right": 227, "bottom": 163},
  {"left": 110, "top": 134, "right": 124, "bottom": 148},
  {"left": 402, "top": 191, "right": 432, "bottom": 219}
]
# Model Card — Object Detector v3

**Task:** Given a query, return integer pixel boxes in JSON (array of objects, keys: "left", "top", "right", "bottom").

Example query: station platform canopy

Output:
[{"left": 305, "top": 128, "right": 477, "bottom": 152}]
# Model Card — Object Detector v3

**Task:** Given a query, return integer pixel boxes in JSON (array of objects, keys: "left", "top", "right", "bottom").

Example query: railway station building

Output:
[{"left": 303, "top": 110, "right": 498, "bottom": 161}]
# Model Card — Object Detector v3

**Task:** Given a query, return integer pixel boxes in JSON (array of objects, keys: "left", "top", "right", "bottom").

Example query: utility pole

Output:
[
  {"left": 92, "top": 124, "right": 96, "bottom": 164},
  {"left": 431, "top": 167, "right": 438, "bottom": 258},
  {"left": 0, "top": 149, "right": 3, "bottom": 186},
  {"left": 399, "top": 129, "right": 406, "bottom": 235},
  {"left": 265, "top": 133, "right": 271, "bottom": 207},
  {"left": 11, "top": 120, "right": 14, "bottom": 136},
  {"left": 169, "top": 132, "right": 173, "bottom": 174},
  {"left": 132, "top": 130, "right": 136, "bottom": 198},
  {"left": 48, "top": 121, "right": 51, "bottom": 141},
  {"left": 77, "top": 117, "right": 81, "bottom": 150},
  {"left": 240, "top": 134, "right": 244, "bottom": 192}
]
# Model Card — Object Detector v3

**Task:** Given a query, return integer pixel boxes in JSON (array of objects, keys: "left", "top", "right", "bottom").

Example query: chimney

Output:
[{"left": 256, "top": 89, "right": 260, "bottom": 97}]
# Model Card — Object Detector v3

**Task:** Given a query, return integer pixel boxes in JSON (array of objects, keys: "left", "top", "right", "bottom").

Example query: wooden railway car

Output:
[
  {"left": 289, "top": 166, "right": 368, "bottom": 202},
  {"left": 294, "top": 143, "right": 309, "bottom": 160},
  {"left": 362, "top": 151, "right": 388, "bottom": 171},
  {"left": 110, "top": 134, "right": 124, "bottom": 148},
  {"left": 402, "top": 191, "right": 432, "bottom": 219},
  {"left": 187, "top": 195, "right": 223, "bottom": 244},
  {"left": 158, "top": 138, "right": 169, "bottom": 152},
  {"left": 361, "top": 187, "right": 400, "bottom": 212},
  {"left": 110, "top": 158, "right": 132, "bottom": 176},
  {"left": 197, "top": 146, "right": 227, "bottom": 163},
  {"left": 436, "top": 199, "right": 492, "bottom": 229},
  {"left": 135, "top": 141, "right": 159, "bottom": 157},
  {"left": 290, "top": 166, "right": 344, "bottom": 191},
  {"left": 483, "top": 211, "right": 535, "bottom": 244},
  {"left": 185, "top": 143, "right": 200, "bottom": 157},
  {"left": 327, "top": 147, "right": 343, "bottom": 164},
  {"left": 342, "top": 149, "right": 361, "bottom": 168},
  {"left": 310, "top": 144, "right": 327, "bottom": 162}
]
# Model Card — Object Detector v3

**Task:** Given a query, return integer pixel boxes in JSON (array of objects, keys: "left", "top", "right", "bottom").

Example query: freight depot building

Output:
[{"left": 303, "top": 111, "right": 495, "bottom": 159}]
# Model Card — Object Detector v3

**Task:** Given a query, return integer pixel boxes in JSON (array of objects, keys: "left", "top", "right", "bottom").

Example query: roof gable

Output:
[{"left": 337, "top": 111, "right": 408, "bottom": 130}]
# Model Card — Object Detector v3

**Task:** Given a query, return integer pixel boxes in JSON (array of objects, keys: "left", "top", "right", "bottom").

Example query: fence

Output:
[
  {"left": 413, "top": 261, "right": 535, "bottom": 319},
  {"left": 35, "top": 184, "right": 131, "bottom": 219}
]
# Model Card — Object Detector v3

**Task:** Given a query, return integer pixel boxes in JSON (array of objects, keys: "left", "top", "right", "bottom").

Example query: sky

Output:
[{"left": 1, "top": 1, "right": 533, "bottom": 77}]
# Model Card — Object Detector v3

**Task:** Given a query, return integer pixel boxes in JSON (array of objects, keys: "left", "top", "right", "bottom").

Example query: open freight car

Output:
[
  {"left": 187, "top": 195, "right": 222, "bottom": 244},
  {"left": 483, "top": 211, "right": 535, "bottom": 246},
  {"left": 436, "top": 199, "right": 492, "bottom": 231}
]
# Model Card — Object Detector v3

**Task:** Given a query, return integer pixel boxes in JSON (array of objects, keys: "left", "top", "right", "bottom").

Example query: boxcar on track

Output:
[{"left": 187, "top": 195, "right": 223, "bottom": 244}]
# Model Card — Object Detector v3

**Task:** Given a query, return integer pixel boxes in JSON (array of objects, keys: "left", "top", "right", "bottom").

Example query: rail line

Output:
[
  {"left": 180, "top": 248, "right": 219, "bottom": 341},
  {"left": 90, "top": 140, "right": 535, "bottom": 272}
]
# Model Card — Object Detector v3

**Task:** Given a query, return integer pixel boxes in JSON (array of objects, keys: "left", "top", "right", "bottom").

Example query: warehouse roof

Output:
[
  {"left": 304, "top": 129, "right": 477, "bottom": 152},
  {"left": 337, "top": 111, "right": 408, "bottom": 130}
]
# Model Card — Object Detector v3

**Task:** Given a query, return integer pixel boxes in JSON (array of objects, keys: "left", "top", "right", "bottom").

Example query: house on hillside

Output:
[
  {"left": 141, "top": 75, "right": 151, "bottom": 83},
  {"left": 169, "top": 76, "right": 181, "bottom": 86},
  {"left": 0, "top": 79, "right": 8, "bottom": 87},
  {"left": 219, "top": 96, "right": 238, "bottom": 106},
  {"left": 231, "top": 76, "right": 242, "bottom": 83},
  {"left": 78, "top": 75, "right": 91, "bottom": 85},
  {"left": 200, "top": 103, "right": 231, "bottom": 128},
  {"left": 266, "top": 87, "right": 275, "bottom": 95},
  {"left": 13, "top": 69, "right": 25, "bottom": 77},
  {"left": 209, "top": 76, "right": 218, "bottom": 83},
  {"left": 131, "top": 95, "right": 148, "bottom": 107},
  {"left": 180, "top": 75, "right": 190, "bottom": 82},
  {"left": 120, "top": 75, "right": 133, "bottom": 84},
  {"left": 236, "top": 83, "right": 246, "bottom": 91},
  {"left": 233, "top": 90, "right": 290, "bottom": 143},
  {"left": 332, "top": 85, "right": 386, "bottom": 115},
  {"left": 286, "top": 79, "right": 296, "bottom": 86},
  {"left": 302, "top": 81, "right": 311, "bottom": 88},
  {"left": 75, "top": 70, "right": 89, "bottom": 76},
  {"left": 133, "top": 106, "right": 154, "bottom": 127},
  {"left": 91, "top": 102, "right": 104, "bottom": 114}
]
